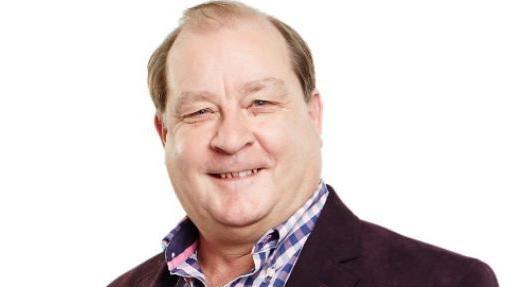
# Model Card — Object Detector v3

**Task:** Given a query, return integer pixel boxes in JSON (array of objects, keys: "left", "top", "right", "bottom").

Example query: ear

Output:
[
  {"left": 154, "top": 114, "right": 167, "bottom": 147},
  {"left": 306, "top": 89, "right": 323, "bottom": 136}
]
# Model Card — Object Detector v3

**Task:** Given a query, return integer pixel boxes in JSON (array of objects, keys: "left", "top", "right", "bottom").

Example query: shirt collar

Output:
[{"left": 252, "top": 180, "right": 328, "bottom": 254}]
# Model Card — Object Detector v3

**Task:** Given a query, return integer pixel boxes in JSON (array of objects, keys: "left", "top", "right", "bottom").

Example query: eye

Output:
[
  {"left": 251, "top": 99, "right": 270, "bottom": 107},
  {"left": 183, "top": 108, "right": 214, "bottom": 119},
  {"left": 248, "top": 99, "right": 278, "bottom": 115}
]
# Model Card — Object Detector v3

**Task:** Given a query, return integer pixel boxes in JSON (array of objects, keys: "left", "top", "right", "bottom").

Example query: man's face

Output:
[{"left": 158, "top": 19, "right": 323, "bottom": 234}]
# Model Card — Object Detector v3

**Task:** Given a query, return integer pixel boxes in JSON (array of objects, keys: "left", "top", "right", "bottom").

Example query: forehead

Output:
[{"left": 165, "top": 18, "right": 295, "bottom": 98}]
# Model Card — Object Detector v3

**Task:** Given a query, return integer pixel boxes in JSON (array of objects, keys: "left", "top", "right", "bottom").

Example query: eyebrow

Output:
[
  {"left": 173, "top": 77, "right": 287, "bottom": 113},
  {"left": 241, "top": 77, "right": 286, "bottom": 95}
]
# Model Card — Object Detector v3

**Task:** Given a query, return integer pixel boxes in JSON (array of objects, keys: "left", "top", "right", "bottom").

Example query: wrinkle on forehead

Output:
[{"left": 181, "top": 9, "right": 267, "bottom": 35}]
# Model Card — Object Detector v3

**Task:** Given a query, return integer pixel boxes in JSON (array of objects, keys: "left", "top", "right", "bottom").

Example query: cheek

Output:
[
  {"left": 165, "top": 127, "right": 211, "bottom": 173},
  {"left": 256, "top": 112, "right": 318, "bottom": 162},
  {"left": 253, "top": 114, "right": 300, "bottom": 157}
]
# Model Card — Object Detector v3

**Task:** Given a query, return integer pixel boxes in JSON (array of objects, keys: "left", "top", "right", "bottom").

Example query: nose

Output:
[{"left": 210, "top": 109, "right": 255, "bottom": 155}]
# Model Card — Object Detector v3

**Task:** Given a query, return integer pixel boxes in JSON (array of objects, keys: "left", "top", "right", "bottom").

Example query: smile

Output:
[{"left": 209, "top": 168, "right": 263, "bottom": 180}]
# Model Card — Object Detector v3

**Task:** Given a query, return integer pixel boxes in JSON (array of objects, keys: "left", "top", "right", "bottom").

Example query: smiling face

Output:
[{"left": 156, "top": 18, "right": 323, "bottom": 239}]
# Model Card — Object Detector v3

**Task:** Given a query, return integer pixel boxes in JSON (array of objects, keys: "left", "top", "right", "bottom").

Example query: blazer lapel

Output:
[
  {"left": 286, "top": 185, "right": 362, "bottom": 287},
  {"left": 143, "top": 254, "right": 179, "bottom": 287}
]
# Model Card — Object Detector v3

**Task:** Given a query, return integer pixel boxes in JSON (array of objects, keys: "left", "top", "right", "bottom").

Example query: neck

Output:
[{"left": 197, "top": 233, "right": 255, "bottom": 286}]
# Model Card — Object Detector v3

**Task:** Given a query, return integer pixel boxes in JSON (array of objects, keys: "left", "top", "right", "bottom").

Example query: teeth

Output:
[{"left": 217, "top": 168, "right": 259, "bottom": 179}]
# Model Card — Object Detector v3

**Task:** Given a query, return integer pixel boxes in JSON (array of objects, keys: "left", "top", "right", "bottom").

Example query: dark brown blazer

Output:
[{"left": 109, "top": 185, "right": 499, "bottom": 286}]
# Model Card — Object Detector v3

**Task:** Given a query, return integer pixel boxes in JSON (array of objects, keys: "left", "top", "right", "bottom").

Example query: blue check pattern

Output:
[{"left": 162, "top": 181, "right": 329, "bottom": 287}]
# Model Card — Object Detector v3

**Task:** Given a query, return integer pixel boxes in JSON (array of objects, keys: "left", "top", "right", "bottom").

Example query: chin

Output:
[{"left": 212, "top": 206, "right": 269, "bottom": 228}]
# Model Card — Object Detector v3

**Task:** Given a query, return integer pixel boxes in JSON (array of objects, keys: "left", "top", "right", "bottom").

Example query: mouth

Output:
[{"left": 208, "top": 168, "right": 264, "bottom": 180}]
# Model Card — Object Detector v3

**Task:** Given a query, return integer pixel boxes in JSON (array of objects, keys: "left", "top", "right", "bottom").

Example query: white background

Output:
[{"left": 0, "top": 0, "right": 508, "bottom": 286}]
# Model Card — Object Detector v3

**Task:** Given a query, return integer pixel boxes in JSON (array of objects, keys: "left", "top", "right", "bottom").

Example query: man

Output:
[{"left": 109, "top": 1, "right": 498, "bottom": 286}]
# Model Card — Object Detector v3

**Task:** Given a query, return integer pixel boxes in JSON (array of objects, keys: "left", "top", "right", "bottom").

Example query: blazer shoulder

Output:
[
  {"left": 108, "top": 252, "right": 167, "bottom": 287},
  {"left": 358, "top": 220, "right": 498, "bottom": 286},
  {"left": 457, "top": 259, "right": 499, "bottom": 287}
]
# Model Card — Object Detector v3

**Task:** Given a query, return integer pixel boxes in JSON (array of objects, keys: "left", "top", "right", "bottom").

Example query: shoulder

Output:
[
  {"left": 108, "top": 252, "right": 173, "bottom": 287},
  {"left": 358, "top": 220, "right": 498, "bottom": 286}
]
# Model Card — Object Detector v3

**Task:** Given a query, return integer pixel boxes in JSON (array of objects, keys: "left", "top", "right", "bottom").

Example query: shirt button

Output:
[{"left": 266, "top": 267, "right": 276, "bottom": 278}]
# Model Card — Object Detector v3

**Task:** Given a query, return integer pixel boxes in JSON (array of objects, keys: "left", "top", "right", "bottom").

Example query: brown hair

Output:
[{"left": 147, "top": 1, "right": 316, "bottom": 121}]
